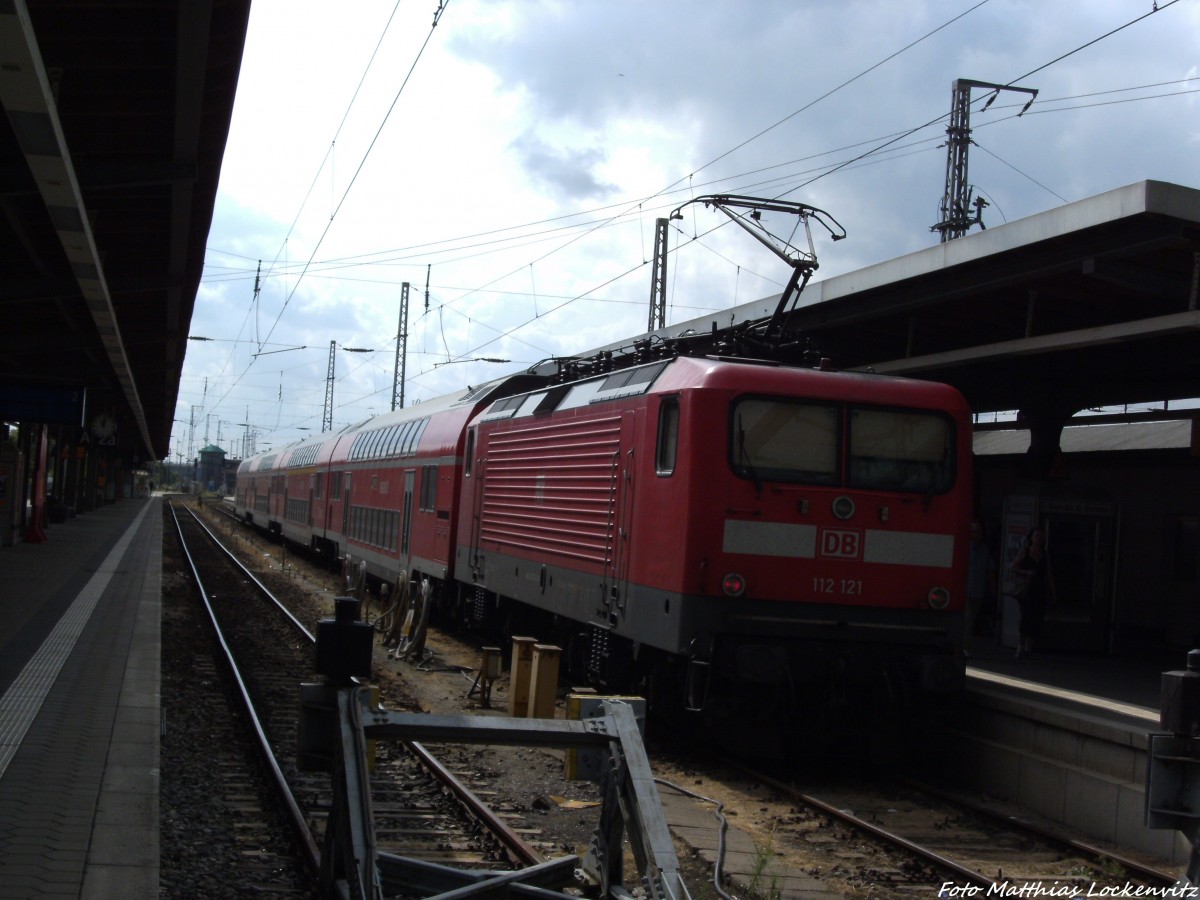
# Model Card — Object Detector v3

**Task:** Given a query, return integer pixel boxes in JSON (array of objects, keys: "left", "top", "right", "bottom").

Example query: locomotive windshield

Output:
[
  {"left": 730, "top": 398, "right": 954, "bottom": 493},
  {"left": 734, "top": 400, "right": 839, "bottom": 485}
]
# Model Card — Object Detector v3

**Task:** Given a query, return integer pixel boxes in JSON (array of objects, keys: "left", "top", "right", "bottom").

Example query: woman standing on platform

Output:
[{"left": 1010, "top": 528, "right": 1056, "bottom": 658}]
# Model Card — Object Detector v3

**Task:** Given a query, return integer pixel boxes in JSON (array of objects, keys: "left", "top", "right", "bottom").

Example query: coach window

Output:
[
  {"left": 420, "top": 464, "right": 438, "bottom": 511},
  {"left": 656, "top": 397, "right": 679, "bottom": 476},
  {"left": 400, "top": 421, "right": 418, "bottom": 455},
  {"left": 385, "top": 425, "right": 403, "bottom": 457}
]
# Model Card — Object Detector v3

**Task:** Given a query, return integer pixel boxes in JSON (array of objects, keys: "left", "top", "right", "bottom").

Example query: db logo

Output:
[{"left": 819, "top": 528, "right": 862, "bottom": 560}]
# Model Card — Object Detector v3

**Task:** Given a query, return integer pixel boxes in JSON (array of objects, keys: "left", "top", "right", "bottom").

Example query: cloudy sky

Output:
[{"left": 171, "top": 0, "right": 1200, "bottom": 462}]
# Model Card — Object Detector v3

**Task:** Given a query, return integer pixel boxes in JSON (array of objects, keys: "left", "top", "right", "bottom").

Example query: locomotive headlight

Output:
[
  {"left": 832, "top": 495, "right": 855, "bottom": 520},
  {"left": 722, "top": 573, "right": 746, "bottom": 597},
  {"left": 927, "top": 586, "right": 951, "bottom": 610}
]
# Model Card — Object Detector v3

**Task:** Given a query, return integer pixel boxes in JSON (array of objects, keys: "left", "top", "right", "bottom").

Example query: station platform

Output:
[
  {"left": 949, "top": 637, "right": 1185, "bottom": 866},
  {"left": 0, "top": 496, "right": 160, "bottom": 899},
  {"left": 965, "top": 636, "right": 1169, "bottom": 726}
]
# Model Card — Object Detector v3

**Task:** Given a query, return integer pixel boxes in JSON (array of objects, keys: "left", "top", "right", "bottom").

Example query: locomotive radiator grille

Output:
[{"left": 480, "top": 415, "right": 623, "bottom": 565}]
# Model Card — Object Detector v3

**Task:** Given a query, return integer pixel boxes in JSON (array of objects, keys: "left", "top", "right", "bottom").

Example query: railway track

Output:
[
  {"left": 190, "top": 498, "right": 1187, "bottom": 898},
  {"left": 165, "top": 500, "right": 543, "bottom": 895},
  {"left": 708, "top": 754, "right": 1182, "bottom": 896}
]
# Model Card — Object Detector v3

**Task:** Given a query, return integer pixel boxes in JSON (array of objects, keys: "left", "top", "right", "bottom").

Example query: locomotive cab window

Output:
[
  {"left": 729, "top": 398, "right": 954, "bottom": 493},
  {"left": 656, "top": 397, "right": 680, "bottom": 476},
  {"left": 847, "top": 408, "right": 954, "bottom": 494},
  {"left": 730, "top": 398, "right": 838, "bottom": 485}
]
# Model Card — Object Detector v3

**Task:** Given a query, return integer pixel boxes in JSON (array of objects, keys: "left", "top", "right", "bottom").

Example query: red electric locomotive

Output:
[
  {"left": 453, "top": 355, "right": 972, "bottom": 727},
  {"left": 235, "top": 353, "right": 971, "bottom": 735}
]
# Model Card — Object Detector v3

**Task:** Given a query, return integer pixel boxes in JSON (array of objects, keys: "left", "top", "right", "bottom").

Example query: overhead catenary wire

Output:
[
  {"left": 258, "top": 0, "right": 407, "bottom": 305},
  {"left": 205, "top": 0, "right": 451, "bottom": 421},
  {"left": 418, "top": 1, "right": 1188, "bottom": 386},
  {"left": 183, "top": 2, "right": 1188, "bottom": 444},
  {"left": 258, "top": 0, "right": 451, "bottom": 350},
  {"left": 191, "top": 58, "right": 1186, "bottom": 434},
  {"left": 199, "top": 73, "right": 1198, "bottom": 297},
  {"left": 200, "top": 1, "right": 408, "bottom": 420},
  {"left": 386, "top": 0, "right": 995, "bottom": 326}
]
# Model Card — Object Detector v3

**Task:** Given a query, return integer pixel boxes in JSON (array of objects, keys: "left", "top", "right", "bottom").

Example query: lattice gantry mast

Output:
[
  {"left": 932, "top": 79, "right": 1037, "bottom": 243},
  {"left": 648, "top": 218, "right": 669, "bottom": 332},
  {"left": 322, "top": 339, "right": 335, "bottom": 432},
  {"left": 392, "top": 282, "right": 410, "bottom": 411}
]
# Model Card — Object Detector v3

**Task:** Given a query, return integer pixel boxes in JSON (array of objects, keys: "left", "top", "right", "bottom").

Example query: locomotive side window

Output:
[
  {"left": 656, "top": 397, "right": 680, "bottom": 476},
  {"left": 848, "top": 408, "right": 954, "bottom": 493},
  {"left": 731, "top": 398, "right": 838, "bottom": 485}
]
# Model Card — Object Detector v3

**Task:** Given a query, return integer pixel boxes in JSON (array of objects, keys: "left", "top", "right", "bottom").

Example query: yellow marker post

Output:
[
  {"left": 507, "top": 636, "right": 537, "bottom": 717},
  {"left": 528, "top": 644, "right": 562, "bottom": 718}
]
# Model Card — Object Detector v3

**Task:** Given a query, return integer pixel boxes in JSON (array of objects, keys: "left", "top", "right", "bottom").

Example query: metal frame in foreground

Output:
[{"left": 306, "top": 685, "right": 684, "bottom": 900}]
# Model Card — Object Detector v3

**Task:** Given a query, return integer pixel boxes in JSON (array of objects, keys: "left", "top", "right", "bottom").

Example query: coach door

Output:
[
  {"left": 341, "top": 473, "right": 352, "bottom": 535},
  {"left": 401, "top": 470, "right": 415, "bottom": 559}
]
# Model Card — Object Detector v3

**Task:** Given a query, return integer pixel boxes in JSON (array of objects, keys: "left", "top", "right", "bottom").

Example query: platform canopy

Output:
[
  {"left": 0, "top": 0, "right": 251, "bottom": 462},
  {"left": 797, "top": 180, "right": 1200, "bottom": 416}
]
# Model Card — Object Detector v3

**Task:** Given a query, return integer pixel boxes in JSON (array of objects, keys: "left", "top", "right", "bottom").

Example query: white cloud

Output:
[{"left": 171, "top": 0, "right": 1200, "bottom": 461}]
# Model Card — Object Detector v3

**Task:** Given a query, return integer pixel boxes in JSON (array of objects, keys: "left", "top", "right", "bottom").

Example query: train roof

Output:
[
  {"left": 238, "top": 357, "right": 971, "bottom": 476},
  {"left": 237, "top": 370, "right": 548, "bottom": 474},
  {"left": 473, "top": 355, "right": 971, "bottom": 426},
  {"left": 663, "top": 356, "right": 971, "bottom": 409}
]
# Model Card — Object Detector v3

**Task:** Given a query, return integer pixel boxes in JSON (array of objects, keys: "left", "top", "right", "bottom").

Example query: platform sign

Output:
[{"left": 0, "top": 384, "right": 85, "bottom": 425}]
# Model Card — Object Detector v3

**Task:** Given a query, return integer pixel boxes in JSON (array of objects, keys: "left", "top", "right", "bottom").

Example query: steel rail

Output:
[
  {"left": 168, "top": 502, "right": 323, "bottom": 874},
  {"left": 405, "top": 739, "right": 543, "bottom": 867},
  {"left": 182, "top": 505, "right": 315, "bottom": 642},
  {"left": 716, "top": 755, "right": 995, "bottom": 889},
  {"left": 902, "top": 777, "right": 1178, "bottom": 888},
  {"left": 184, "top": 501, "right": 548, "bottom": 878},
  {"left": 722, "top": 751, "right": 1180, "bottom": 891}
]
